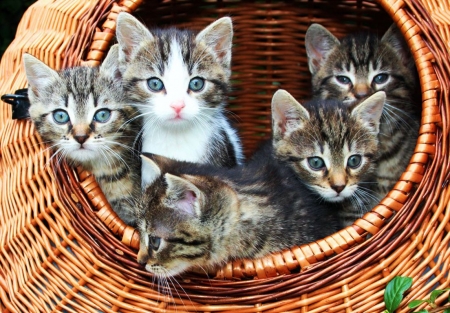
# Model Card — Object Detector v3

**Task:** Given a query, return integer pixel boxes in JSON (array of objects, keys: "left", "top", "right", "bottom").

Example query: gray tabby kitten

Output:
[
  {"left": 272, "top": 90, "right": 385, "bottom": 227},
  {"left": 23, "top": 46, "right": 141, "bottom": 226},
  {"left": 115, "top": 13, "right": 243, "bottom": 185},
  {"left": 305, "top": 23, "right": 421, "bottom": 199},
  {"left": 134, "top": 91, "right": 343, "bottom": 277}
]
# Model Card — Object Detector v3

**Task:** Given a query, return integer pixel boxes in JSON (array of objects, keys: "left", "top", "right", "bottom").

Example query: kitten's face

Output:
[
  {"left": 136, "top": 158, "right": 235, "bottom": 277},
  {"left": 23, "top": 48, "right": 137, "bottom": 167},
  {"left": 272, "top": 90, "right": 385, "bottom": 202},
  {"left": 305, "top": 24, "right": 417, "bottom": 107},
  {"left": 116, "top": 14, "right": 232, "bottom": 129}
]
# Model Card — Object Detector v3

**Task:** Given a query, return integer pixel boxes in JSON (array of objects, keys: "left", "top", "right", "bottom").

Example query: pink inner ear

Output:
[{"left": 177, "top": 190, "right": 197, "bottom": 216}]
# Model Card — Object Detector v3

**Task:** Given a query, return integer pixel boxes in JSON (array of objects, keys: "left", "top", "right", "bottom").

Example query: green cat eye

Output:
[
  {"left": 336, "top": 76, "right": 352, "bottom": 85},
  {"left": 307, "top": 157, "right": 325, "bottom": 170},
  {"left": 53, "top": 110, "right": 70, "bottom": 124},
  {"left": 373, "top": 73, "right": 389, "bottom": 84},
  {"left": 347, "top": 154, "right": 362, "bottom": 169},
  {"left": 147, "top": 77, "right": 164, "bottom": 92},
  {"left": 189, "top": 77, "right": 205, "bottom": 92},
  {"left": 149, "top": 235, "right": 161, "bottom": 251},
  {"left": 93, "top": 109, "right": 111, "bottom": 123}
]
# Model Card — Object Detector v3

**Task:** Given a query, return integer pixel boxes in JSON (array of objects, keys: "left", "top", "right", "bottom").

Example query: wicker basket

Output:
[{"left": 0, "top": 0, "right": 449, "bottom": 312}]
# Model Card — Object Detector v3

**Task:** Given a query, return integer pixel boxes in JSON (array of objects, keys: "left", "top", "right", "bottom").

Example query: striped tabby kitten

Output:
[
  {"left": 115, "top": 13, "right": 243, "bottom": 185},
  {"left": 305, "top": 23, "right": 421, "bottom": 199},
  {"left": 135, "top": 93, "right": 342, "bottom": 276},
  {"left": 23, "top": 46, "right": 141, "bottom": 226},
  {"left": 272, "top": 90, "right": 385, "bottom": 227}
]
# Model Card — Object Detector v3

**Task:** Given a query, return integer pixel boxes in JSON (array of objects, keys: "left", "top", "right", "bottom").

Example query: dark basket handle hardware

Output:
[{"left": 1, "top": 88, "right": 30, "bottom": 120}]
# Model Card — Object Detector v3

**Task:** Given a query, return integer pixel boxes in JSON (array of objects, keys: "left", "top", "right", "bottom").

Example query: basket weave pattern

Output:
[{"left": 0, "top": 0, "right": 449, "bottom": 312}]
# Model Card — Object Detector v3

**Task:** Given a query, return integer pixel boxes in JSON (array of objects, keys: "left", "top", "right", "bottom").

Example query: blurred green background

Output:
[{"left": 0, "top": 0, "right": 35, "bottom": 59}]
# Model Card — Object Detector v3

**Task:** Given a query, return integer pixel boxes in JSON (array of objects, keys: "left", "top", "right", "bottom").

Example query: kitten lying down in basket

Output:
[{"left": 136, "top": 90, "right": 385, "bottom": 277}]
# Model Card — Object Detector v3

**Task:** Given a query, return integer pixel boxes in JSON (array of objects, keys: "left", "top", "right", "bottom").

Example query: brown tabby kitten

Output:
[
  {"left": 23, "top": 46, "right": 141, "bottom": 226},
  {"left": 305, "top": 23, "right": 421, "bottom": 199},
  {"left": 135, "top": 98, "right": 342, "bottom": 277},
  {"left": 272, "top": 90, "right": 385, "bottom": 227}
]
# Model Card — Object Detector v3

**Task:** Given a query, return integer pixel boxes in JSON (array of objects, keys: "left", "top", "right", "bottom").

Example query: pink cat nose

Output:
[
  {"left": 331, "top": 185, "right": 345, "bottom": 193},
  {"left": 170, "top": 100, "right": 185, "bottom": 114}
]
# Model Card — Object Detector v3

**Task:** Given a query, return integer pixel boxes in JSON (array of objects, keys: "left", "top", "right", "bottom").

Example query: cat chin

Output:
[
  {"left": 65, "top": 147, "right": 100, "bottom": 163},
  {"left": 145, "top": 263, "right": 189, "bottom": 278}
]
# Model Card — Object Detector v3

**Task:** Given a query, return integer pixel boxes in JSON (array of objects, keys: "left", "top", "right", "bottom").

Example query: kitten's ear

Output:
[
  {"left": 140, "top": 154, "right": 162, "bottom": 189},
  {"left": 116, "top": 12, "right": 154, "bottom": 63},
  {"left": 351, "top": 91, "right": 386, "bottom": 134},
  {"left": 271, "top": 89, "right": 310, "bottom": 140},
  {"left": 305, "top": 24, "right": 340, "bottom": 74},
  {"left": 195, "top": 17, "right": 233, "bottom": 69},
  {"left": 381, "top": 24, "right": 414, "bottom": 69},
  {"left": 164, "top": 173, "right": 202, "bottom": 218},
  {"left": 23, "top": 54, "right": 60, "bottom": 96},
  {"left": 100, "top": 44, "right": 120, "bottom": 78}
]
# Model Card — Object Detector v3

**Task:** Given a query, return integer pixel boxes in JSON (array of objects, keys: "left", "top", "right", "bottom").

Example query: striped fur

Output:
[
  {"left": 272, "top": 90, "right": 385, "bottom": 228},
  {"left": 135, "top": 142, "right": 339, "bottom": 278},
  {"left": 305, "top": 23, "right": 421, "bottom": 216},
  {"left": 23, "top": 47, "right": 141, "bottom": 226},
  {"left": 115, "top": 13, "right": 243, "bottom": 187}
]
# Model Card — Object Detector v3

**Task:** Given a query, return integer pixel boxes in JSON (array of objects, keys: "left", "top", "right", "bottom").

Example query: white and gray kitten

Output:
[
  {"left": 23, "top": 46, "right": 141, "bottom": 226},
  {"left": 115, "top": 13, "right": 243, "bottom": 186}
]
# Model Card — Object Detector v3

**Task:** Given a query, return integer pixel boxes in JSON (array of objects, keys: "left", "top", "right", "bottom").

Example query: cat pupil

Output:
[
  {"left": 93, "top": 109, "right": 111, "bottom": 123},
  {"left": 347, "top": 155, "right": 362, "bottom": 168},
  {"left": 53, "top": 110, "right": 70, "bottom": 124},
  {"left": 147, "top": 77, "right": 164, "bottom": 92},
  {"left": 149, "top": 236, "right": 161, "bottom": 251},
  {"left": 336, "top": 76, "right": 351, "bottom": 84},
  {"left": 308, "top": 157, "right": 325, "bottom": 170},
  {"left": 188, "top": 77, "right": 205, "bottom": 92}
]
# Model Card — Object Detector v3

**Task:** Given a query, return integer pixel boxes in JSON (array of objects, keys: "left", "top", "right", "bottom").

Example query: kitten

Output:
[
  {"left": 305, "top": 23, "right": 421, "bottom": 197},
  {"left": 272, "top": 90, "right": 385, "bottom": 227},
  {"left": 23, "top": 45, "right": 141, "bottom": 226},
  {"left": 134, "top": 91, "right": 342, "bottom": 278},
  {"left": 115, "top": 13, "right": 243, "bottom": 186}
]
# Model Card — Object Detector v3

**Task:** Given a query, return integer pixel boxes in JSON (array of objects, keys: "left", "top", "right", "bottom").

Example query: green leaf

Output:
[
  {"left": 443, "top": 309, "right": 450, "bottom": 313},
  {"left": 385, "top": 276, "right": 413, "bottom": 312},
  {"left": 408, "top": 299, "right": 428, "bottom": 308},
  {"left": 413, "top": 310, "right": 428, "bottom": 313},
  {"left": 430, "top": 289, "right": 450, "bottom": 303}
]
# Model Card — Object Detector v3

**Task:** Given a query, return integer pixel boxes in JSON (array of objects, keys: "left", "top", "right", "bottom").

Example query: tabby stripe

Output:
[
  {"left": 96, "top": 166, "right": 129, "bottom": 181},
  {"left": 166, "top": 237, "right": 206, "bottom": 246},
  {"left": 180, "top": 253, "right": 205, "bottom": 259}
]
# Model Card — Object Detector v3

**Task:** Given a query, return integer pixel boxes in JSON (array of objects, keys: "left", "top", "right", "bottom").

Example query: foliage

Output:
[{"left": 382, "top": 276, "right": 450, "bottom": 313}]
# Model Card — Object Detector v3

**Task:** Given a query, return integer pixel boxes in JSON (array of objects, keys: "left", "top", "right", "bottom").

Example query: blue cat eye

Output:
[
  {"left": 188, "top": 77, "right": 205, "bottom": 92},
  {"left": 336, "top": 76, "right": 352, "bottom": 85},
  {"left": 149, "top": 235, "right": 161, "bottom": 251},
  {"left": 347, "top": 154, "right": 362, "bottom": 169},
  {"left": 307, "top": 157, "right": 325, "bottom": 170},
  {"left": 147, "top": 77, "right": 164, "bottom": 92},
  {"left": 53, "top": 110, "right": 70, "bottom": 124},
  {"left": 93, "top": 109, "right": 111, "bottom": 123},
  {"left": 373, "top": 73, "right": 389, "bottom": 84}
]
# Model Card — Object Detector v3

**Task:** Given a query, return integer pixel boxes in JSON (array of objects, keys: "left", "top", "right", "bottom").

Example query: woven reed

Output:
[{"left": 0, "top": 0, "right": 449, "bottom": 312}]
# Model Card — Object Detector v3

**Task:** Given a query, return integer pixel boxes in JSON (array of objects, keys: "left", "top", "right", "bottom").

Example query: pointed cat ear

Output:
[
  {"left": 381, "top": 24, "right": 414, "bottom": 69},
  {"left": 100, "top": 44, "right": 120, "bottom": 77},
  {"left": 195, "top": 17, "right": 233, "bottom": 69},
  {"left": 271, "top": 89, "right": 310, "bottom": 140},
  {"left": 305, "top": 24, "right": 340, "bottom": 74},
  {"left": 23, "top": 54, "right": 60, "bottom": 96},
  {"left": 116, "top": 12, "right": 154, "bottom": 63},
  {"left": 351, "top": 91, "right": 386, "bottom": 134},
  {"left": 140, "top": 154, "right": 162, "bottom": 189},
  {"left": 164, "top": 173, "right": 202, "bottom": 218}
]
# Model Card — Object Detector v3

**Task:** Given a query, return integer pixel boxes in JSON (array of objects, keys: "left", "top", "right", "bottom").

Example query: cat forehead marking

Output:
[{"left": 163, "top": 38, "right": 191, "bottom": 95}]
